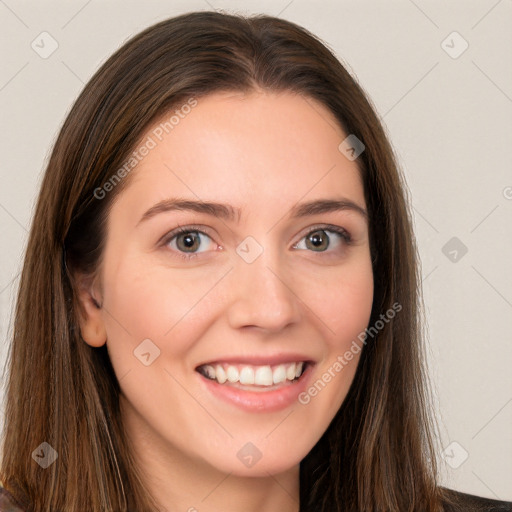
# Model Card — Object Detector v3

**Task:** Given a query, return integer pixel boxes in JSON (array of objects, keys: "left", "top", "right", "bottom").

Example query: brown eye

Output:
[
  {"left": 175, "top": 232, "right": 202, "bottom": 252},
  {"left": 305, "top": 230, "right": 329, "bottom": 251},
  {"left": 164, "top": 228, "right": 215, "bottom": 259},
  {"left": 294, "top": 226, "right": 351, "bottom": 253}
]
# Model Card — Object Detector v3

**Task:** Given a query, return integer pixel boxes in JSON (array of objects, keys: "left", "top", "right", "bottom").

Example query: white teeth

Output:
[
  {"left": 254, "top": 365, "right": 273, "bottom": 386},
  {"left": 215, "top": 364, "right": 227, "bottom": 384},
  {"left": 199, "top": 362, "right": 307, "bottom": 386},
  {"left": 286, "top": 363, "right": 297, "bottom": 381},
  {"left": 226, "top": 366, "right": 239, "bottom": 383},
  {"left": 272, "top": 365, "right": 287, "bottom": 384},
  {"left": 239, "top": 366, "right": 255, "bottom": 385},
  {"left": 203, "top": 365, "right": 216, "bottom": 379}
]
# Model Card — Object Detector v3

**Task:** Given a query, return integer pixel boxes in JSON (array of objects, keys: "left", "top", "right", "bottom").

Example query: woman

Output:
[{"left": 0, "top": 11, "right": 510, "bottom": 512}]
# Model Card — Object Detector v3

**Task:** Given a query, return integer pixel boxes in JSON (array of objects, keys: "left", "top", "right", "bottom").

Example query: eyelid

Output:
[
  {"left": 158, "top": 224, "right": 216, "bottom": 246},
  {"left": 294, "top": 223, "right": 351, "bottom": 243}
]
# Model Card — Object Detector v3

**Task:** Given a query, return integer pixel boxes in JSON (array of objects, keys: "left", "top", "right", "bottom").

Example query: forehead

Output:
[{"left": 113, "top": 90, "right": 365, "bottom": 221}]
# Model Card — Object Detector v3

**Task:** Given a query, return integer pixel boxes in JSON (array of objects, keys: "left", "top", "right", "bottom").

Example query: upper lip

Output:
[{"left": 195, "top": 353, "right": 316, "bottom": 369}]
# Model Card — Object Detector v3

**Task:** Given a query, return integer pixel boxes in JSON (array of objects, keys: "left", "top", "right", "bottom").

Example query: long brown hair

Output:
[{"left": 1, "top": 11, "right": 456, "bottom": 511}]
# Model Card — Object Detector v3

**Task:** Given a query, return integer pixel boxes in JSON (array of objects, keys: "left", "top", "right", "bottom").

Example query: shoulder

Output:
[
  {"left": 439, "top": 486, "right": 512, "bottom": 512},
  {"left": 0, "top": 481, "right": 28, "bottom": 512}
]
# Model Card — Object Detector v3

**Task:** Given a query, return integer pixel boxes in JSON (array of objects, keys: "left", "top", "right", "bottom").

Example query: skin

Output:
[{"left": 78, "top": 90, "right": 374, "bottom": 512}]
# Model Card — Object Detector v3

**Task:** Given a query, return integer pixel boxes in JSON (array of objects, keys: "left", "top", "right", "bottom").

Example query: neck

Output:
[{"left": 149, "top": 463, "right": 300, "bottom": 512}]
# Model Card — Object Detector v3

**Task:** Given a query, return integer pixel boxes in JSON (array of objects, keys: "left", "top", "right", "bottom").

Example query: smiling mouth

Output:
[{"left": 196, "top": 361, "right": 309, "bottom": 388}]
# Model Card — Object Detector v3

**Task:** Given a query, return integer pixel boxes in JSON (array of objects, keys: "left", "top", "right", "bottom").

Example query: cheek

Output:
[
  {"left": 328, "top": 272, "right": 374, "bottom": 343},
  {"left": 300, "top": 255, "right": 374, "bottom": 347},
  {"left": 100, "top": 254, "right": 224, "bottom": 363},
  {"left": 295, "top": 256, "right": 373, "bottom": 420}
]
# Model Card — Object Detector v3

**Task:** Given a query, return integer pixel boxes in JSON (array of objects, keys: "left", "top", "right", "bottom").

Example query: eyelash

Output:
[{"left": 161, "top": 224, "right": 352, "bottom": 261}]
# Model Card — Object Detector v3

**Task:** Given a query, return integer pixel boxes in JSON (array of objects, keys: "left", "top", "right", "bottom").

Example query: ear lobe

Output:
[{"left": 75, "top": 274, "right": 107, "bottom": 348}]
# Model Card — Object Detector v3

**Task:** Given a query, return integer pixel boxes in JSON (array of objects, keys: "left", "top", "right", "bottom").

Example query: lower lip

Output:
[{"left": 197, "top": 364, "right": 314, "bottom": 413}]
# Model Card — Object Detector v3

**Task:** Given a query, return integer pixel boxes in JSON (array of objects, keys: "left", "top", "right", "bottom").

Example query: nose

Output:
[{"left": 226, "top": 246, "right": 301, "bottom": 333}]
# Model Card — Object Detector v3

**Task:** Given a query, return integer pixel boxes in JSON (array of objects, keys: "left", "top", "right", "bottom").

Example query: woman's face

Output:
[{"left": 79, "top": 90, "right": 373, "bottom": 477}]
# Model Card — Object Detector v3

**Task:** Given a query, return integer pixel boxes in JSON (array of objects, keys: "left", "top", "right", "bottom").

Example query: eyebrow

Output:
[{"left": 137, "top": 197, "right": 368, "bottom": 225}]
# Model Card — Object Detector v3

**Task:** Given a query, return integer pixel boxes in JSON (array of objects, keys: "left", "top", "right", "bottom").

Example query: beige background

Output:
[{"left": 0, "top": 0, "right": 511, "bottom": 501}]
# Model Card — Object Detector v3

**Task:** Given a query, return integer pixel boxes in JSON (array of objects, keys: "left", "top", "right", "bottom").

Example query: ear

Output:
[{"left": 75, "top": 273, "right": 107, "bottom": 348}]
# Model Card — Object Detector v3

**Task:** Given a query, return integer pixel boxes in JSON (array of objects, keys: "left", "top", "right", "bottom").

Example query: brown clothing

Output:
[{"left": 1, "top": 480, "right": 511, "bottom": 511}]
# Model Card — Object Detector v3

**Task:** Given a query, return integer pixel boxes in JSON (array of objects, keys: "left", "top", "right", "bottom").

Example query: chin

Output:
[{"left": 200, "top": 440, "right": 308, "bottom": 477}]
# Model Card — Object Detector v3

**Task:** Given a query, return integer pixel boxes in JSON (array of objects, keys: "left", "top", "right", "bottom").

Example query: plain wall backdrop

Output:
[{"left": 0, "top": 0, "right": 511, "bottom": 501}]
